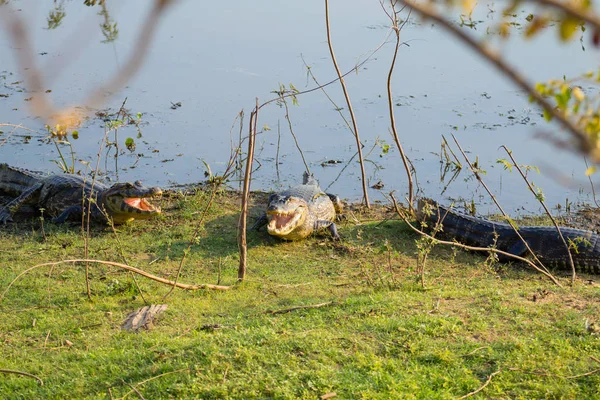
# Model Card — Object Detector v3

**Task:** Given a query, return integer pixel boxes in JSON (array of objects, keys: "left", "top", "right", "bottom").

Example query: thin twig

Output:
[
  {"left": 458, "top": 369, "right": 501, "bottom": 399},
  {"left": 583, "top": 157, "right": 600, "bottom": 208},
  {"left": 451, "top": 134, "right": 555, "bottom": 278},
  {"left": 163, "top": 185, "right": 219, "bottom": 300},
  {"left": 118, "top": 369, "right": 189, "bottom": 400},
  {"left": 0, "top": 369, "right": 44, "bottom": 385},
  {"left": 301, "top": 54, "right": 354, "bottom": 134},
  {"left": 281, "top": 95, "right": 310, "bottom": 174},
  {"left": 121, "top": 379, "right": 146, "bottom": 400},
  {"left": 324, "top": 0, "right": 370, "bottom": 208},
  {"left": 400, "top": 0, "right": 594, "bottom": 158},
  {"left": 390, "top": 194, "right": 562, "bottom": 286},
  {"left": 502, "top": 145, "right": 576, "bottom": 283},
  {"left": 508, "top": 366, "right": 600, "bottom": 379},
  {"left": 381, "top": 0, "right": 415, "bottom": 213},
  {"left": 266, "top": 301, "right": 334, "bottom": 315},
  {"left": 1, "top": 259, "right": 230, "bottom": 300}
]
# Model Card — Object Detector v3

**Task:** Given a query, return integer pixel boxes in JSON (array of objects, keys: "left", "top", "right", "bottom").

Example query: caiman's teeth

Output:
[{"left": 267, "top": 211, "right": 301, "bottom": 235}]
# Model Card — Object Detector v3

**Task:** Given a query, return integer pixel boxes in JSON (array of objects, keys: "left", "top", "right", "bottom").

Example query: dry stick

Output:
[
  {"left": 82, "top": 128, "right": 112, "bottom": 301},
  {"left": 508, "top": 366, "right": 600, "bottom": 379},
  {"left": 163, "top": 185, "right": 219, "bottom": 300},
  {"left": 390, "top": 195, "right": 563, "bottom": 286},
  {"left": 276, "top": 119, "right": 281, "bottom": 181},
  {"left": 238, "top": 100, "right": 258, "bottom": 281},
  {"left": 121, "top": 379, "right": 146, "bottom": 400},
  {"left": 325, "top": 151, "right": 359, "bottom": 193},
  {"left": 502, "top": 145, "right": 576, "bottom": 283},
  {"left": 301, "top": 54, "right": 354, "bottom": 134},
  {"left": 118, "top": 369, "right": 189, "bottom": 400},
  {"left": 258, "top": 35, "right": 389, "bottom": 113},
  {"left": 324, "top": 0, "right": 370, "bottom": 208},
  {"left": 266, "top": 301, "right": 334, "bottom": 315},
  {"left": 281, "top": 96, "right": 311, "bottom": 174},
  {"left": 0, "top": 369, "right": 44, "bottom": 385},
  {"left": 107, "top": 219, "right": 148, "bottom": 305},
  {"left": 382, "top": 0, "right": 415, "bottom": 213},
  {"left": 0, "top": 259, "right": 230, "bottom": 301},
  {"left": 400, "top": 0, "right": 593, "bottom": 158},
  {"left": 458, "top": 369, "right": 501, "bottom": 400},
  {"left": 451, "top": 134, "right": 560, "bottom": 281},
  {"left": 0, "top": 124, "right": 35, "bottom": 147}
]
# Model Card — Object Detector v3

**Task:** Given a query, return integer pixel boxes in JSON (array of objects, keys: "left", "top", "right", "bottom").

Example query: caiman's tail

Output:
[{"left": 0, "top": 164, "right": 44, "bottom": 195}]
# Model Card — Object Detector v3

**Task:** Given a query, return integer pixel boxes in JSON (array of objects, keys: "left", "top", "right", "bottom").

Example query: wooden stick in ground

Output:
[
  {"left": 501, "top": 145, "right": 576, "bottom": 283},
  {"left": 324, "top": 0, "right": 370, "bottom": 208},
  {"left": 382, "top": 0, "right": 415, "bottom": 212},
  {"left": 238, "top": 100, "right": 258, "bottom": 281},
  {"left": 0, "top": 259, "right": 230, "bottom": 300},
  {"left": 451, "top": 134, "right": 553, "bottom": 276},
  {"left": 0, "top": 369, "right": 44, "bottom": 385},
  {"left": 390, "top": 195, "right": 563, "bottom": 286}
]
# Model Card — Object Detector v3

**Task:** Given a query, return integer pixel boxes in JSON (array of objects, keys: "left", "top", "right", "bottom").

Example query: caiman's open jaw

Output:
[
  {"left": 105, "top": 183, "right": 163, "bottom": 223},
  {"left": 266, "top": 210, "right": 304, "bottom": 236},
  {"left": 123, "top": 196, "right": 161, "bottom": 213}
]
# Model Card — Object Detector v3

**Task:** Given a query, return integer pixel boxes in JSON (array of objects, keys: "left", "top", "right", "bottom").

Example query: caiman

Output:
[
  {"left": 256, "top": 172, "right": 342, "bottom": 241},
  {"left": 418, "top": 199, "right": 600, "bottom": 274},
  {"left": 0, "top": 163, "right": 162, "bottom": 224}
]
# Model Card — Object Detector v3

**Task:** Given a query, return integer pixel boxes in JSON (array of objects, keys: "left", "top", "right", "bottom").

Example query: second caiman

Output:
[
  {"left": 0, "top": 163, "right": 162, "bottom": 224},
  {"left": 418, "top": 199, "right": 600, "bottom": 274},
  {"left": 255, "top": 172, "right": 342, "bottom": 241}
]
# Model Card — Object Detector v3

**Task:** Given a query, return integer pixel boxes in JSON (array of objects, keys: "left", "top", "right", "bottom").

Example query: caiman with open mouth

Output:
[
  {"left": 258, "top": 172, "right": 342, "bottom": 241},
  {"left": 0, "top": 163, "right": 162, "bottom": 224}
]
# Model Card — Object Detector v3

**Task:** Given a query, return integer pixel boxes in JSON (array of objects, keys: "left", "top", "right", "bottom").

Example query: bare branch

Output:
[
  {"left": 0, "top": 369, "right": 44, "bottom": 385},
  {"left": 325, "top": 0, "right": 370, "bottom": 208},
  {"left": 501, "top": 145, "right": 576, "bottom": 283},
  {"left": 1, "top": 259, "right": 231, "bottom": 301},
  {"left": 399, "top": 0, "right": 594, "bottom": 159}
]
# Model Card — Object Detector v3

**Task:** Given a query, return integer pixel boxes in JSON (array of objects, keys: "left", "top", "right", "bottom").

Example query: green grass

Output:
[{"left": 1, "top": 189, "right": 599, "bottom": 399}]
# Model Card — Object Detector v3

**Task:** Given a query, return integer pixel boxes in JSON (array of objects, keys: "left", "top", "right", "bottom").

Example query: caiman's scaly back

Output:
[
  {"left": 418, "top": 198, "right": 600, "bottom": 273},
  {"left": 263, "top": 173, "right": 341, "bottom": 241}
]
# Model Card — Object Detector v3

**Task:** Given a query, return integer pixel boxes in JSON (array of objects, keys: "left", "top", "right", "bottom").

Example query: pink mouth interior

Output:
[
  {"left": 273, "top": 214, "right": 293, "bottom": 228},
  {"left": 124, "top": 197, "right": 154, "bottom": 211}
]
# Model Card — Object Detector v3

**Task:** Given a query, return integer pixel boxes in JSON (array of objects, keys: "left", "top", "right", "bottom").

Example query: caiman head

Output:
[
  {"left": 266, "top": 194, "right": 310, "bottom": 240},
  {"left": 99, "top": 180, "right": 162, "bottom": 224}
]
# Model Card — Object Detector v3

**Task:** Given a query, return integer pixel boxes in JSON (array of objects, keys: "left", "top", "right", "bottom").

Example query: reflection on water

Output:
[{"left": 0, "top": 0, "right": 598, "bottom": 214}]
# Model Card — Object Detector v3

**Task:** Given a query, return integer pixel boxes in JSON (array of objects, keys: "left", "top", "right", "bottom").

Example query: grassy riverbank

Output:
[{"left": 1, "top": 188, "right": 599, "bottom": 399}]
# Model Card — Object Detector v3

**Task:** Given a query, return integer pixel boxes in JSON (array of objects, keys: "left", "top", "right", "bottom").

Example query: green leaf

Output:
[
  {"left": 559, "top": 17, "right": 580, "bottom": 41},
  {"left": 125, "top": 137, "right": 136, "bottom": 152},
  {"left": 543, "top": 108, "right": 553, "bottom": 122},
  {"left": 496, "top": 158, "right": 512, "bottom": 171},
  {"left": 585, "top": 166, "right": 597, "bottom": 176}
]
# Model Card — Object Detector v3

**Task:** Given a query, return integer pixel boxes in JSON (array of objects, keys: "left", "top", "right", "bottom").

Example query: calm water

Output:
[{"left": 0, "top": 0, "right": 597, "bottom": 214}]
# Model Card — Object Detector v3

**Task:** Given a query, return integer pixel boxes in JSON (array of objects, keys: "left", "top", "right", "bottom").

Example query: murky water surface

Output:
[{"left": 0, "top": 0, "right": 597, "bottom": 214}]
